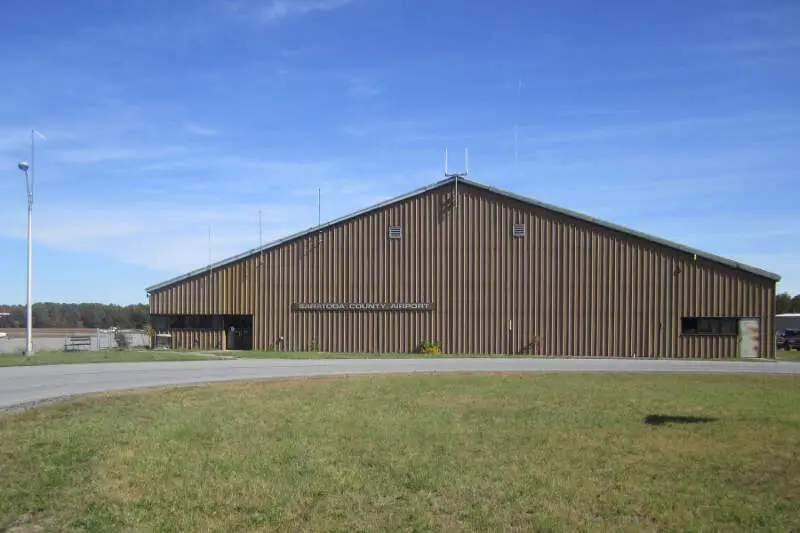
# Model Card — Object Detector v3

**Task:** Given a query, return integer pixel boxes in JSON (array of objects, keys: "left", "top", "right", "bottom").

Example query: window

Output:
[
  {"left": 389, "top": 225, "right": 402, "bottom": 239},
  {"left": 151, "top": 315, "right": 214, "bottom": 329},
  {"left": 681, "top": 317, "right": 738, "bottom": 336},
  {"left": 186, "top": 315, "right": 214, "bottom": 329},
  {"left": 512, "top": 223, "right": 526, "bottom": 237},
  {"left": 152, "top": 315, "right": 172, "bottom": 329}
]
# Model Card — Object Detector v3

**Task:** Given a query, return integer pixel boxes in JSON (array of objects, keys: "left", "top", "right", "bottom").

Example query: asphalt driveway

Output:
[{"left": 2, "top": 358, "right": 799, "bottom": 411}]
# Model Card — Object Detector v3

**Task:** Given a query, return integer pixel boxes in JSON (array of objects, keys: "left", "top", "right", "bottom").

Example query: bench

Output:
[{"left": 64, "top": 335, "right": 93, "bottom": 351}]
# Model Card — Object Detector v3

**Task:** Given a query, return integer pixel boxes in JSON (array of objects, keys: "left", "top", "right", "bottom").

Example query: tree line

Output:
[
  {"left": 776, "top": 293, "right": 800, "bottom": 315},
  {"left": 0, "top": 303, "right": 149, "bottom": 329}
]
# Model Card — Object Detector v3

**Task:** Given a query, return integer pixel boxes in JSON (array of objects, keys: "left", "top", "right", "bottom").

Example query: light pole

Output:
[
  {"left": 16, "top": 129, "right": 43, "bottom": 355},
  {"left": 16, "top": 160, "right": 33, "bottom": 355}
]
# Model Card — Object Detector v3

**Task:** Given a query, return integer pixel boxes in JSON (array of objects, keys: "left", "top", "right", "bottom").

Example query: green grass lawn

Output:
[
  {"left": 233, "top": 350, "right": 472, "bottom": 359},
  {"left": 0, "top": 350, "right": 215, "bottom": 367},
  {"left": 2, "top": 349, "right": 795, "bottom": 366},
  {"left": 1, "top": 374, "right": 799, "bottom": 532},
  {"left": 231, "top": 351, "right": 780, "bottom": 362},
  {"left": 777, "top": 349, "right": 800, "bottom": 362}
]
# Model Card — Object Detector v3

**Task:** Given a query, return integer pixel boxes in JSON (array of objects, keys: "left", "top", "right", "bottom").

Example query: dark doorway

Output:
[{"left": 223, "top": 315, "right": 253, "bottom": 350}]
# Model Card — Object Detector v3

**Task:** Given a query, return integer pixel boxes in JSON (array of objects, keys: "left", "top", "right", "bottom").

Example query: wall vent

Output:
[
  {"left": 389, "top": 225, "right": 402, "bottom": 239},
  {"left": 512, "top": 223, "right": 526, "bottom": 237}
]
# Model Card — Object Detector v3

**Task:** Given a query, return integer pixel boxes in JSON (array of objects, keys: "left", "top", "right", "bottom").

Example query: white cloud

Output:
[
  {"left": 520, "top": 113, "right": 790, "bottom": 146},
  {"left": 0, "top": 200, "right": 307, "bottom": 273},
  {"left": 185, "top": 124, "right": 218, "bottom": 137},
  {"left": 698, "top": 38, "right": 800, "bottom": 56},
  {"left": 0, "top": 128, "right": 31, "bottom": 152},
  {"left": 339, "top": 117, "right": 443, "bottom": 143},
  {"left": 0, "top": 158, "right": 405, "bottom": 275},
  {"left": 49, "top": 145, "right": 187, "bottom": 164},
  {"left": 50, "top": 147, "right": 140, "bottom": 164},
  {"left": 266, "top": 0, "right": 355, "bottom": 21},
  {"left": 227, "top": 0, "right": 356, "bottom": 23},
  {"left": 346, "top": 75, "right": 381, "bottom": 99}
]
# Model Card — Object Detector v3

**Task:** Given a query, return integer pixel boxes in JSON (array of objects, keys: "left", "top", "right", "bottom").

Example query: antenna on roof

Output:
[
  {"left": 444, "top": 147, "right": 469, "bottom": 209},
  {"left": 258, "top": 209, "right": 263, "bottom": 267},
  {"left": 258, "top": 210, "right": 264, "bottom": 294},
  {"left": 207, "top": 225, "right": 213, "bottom": 309},
  {"left": 444, "top": 147, "right": 469, "bottom": 179}
]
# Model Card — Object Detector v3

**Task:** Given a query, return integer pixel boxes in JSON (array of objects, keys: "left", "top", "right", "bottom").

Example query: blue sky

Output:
[{"left": 0, "top": 0, "right": 798, "bottom": 305}]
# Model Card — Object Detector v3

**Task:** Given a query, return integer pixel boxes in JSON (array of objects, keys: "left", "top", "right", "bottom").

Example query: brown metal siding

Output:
[
  {"left": 149, "top": 182, "right": 776, "bottom": 357},
  {"left": 157, "top": 329, "right": 224, "bottom": 351}
]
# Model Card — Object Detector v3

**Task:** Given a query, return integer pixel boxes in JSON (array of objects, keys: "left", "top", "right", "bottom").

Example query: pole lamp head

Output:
[{"left": 17, "top": 161, "right": 30, "bottom": 172}]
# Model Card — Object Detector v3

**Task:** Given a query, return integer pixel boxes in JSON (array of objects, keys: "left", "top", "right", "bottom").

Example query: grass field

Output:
[
  {"left": 234, "top": 350, "right": 792, "bottom": 360},
  {"left": 0, "top": 349, "right": 797, "bottom": 367},
  {"left": 0, "top": 350, "right": 215, "bottom": 367},
  {"left": 1, "top": 373, "right": 798, "bottom": 532},
  {"left": 233, "top": 350, "right": 481, "bottom": 359},
  {"left": 778, "top": 349, "right": 800, "bottom": 362}
]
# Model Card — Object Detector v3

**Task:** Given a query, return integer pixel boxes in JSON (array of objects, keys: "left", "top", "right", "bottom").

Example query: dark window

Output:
[
  {"left": 681, "top": 317, "right": 738, "bottom": 336},
  {"left": 152, "top": 315, "right": 171, "bottom": 329},
  {"left": 151, "top": 315, "right": 214, "bottom": 329},
  {"left": 186, "top": 315, "right": 213, "bottom": 329}
]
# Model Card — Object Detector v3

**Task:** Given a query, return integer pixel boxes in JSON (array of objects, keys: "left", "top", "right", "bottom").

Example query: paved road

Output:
[{"left": 1, "top": 358, "right": 799, "bottom": 411}]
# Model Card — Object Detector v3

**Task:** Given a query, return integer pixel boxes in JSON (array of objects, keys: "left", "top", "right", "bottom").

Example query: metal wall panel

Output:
[
  {"left": 149, "top": 182, "right": 776, "bottom": 357},
  {"left": 161, "top": 329, "right": 224, "bottom": 351}
]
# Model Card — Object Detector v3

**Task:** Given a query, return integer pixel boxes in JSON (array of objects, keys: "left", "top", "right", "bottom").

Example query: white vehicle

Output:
[{"left": 0, "top": 332, "right": 7, "bottom": 339}]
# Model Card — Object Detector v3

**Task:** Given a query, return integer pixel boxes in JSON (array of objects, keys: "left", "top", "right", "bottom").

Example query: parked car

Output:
[{"left": 777, "top": 329, "right": 800, "bottom": 350}]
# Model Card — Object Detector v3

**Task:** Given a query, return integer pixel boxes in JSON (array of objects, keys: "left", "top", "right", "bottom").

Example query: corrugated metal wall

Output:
[
  {"left": 149, "top": 182, "right": 776, "bottom": 357},
  {"left": 159, "top": 329, "right": 225, "bottom": 351}
]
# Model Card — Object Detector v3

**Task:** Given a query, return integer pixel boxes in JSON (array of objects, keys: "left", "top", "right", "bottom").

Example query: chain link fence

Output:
[{"left": 0, "top": 329, "right": 150, "bottom": 354}]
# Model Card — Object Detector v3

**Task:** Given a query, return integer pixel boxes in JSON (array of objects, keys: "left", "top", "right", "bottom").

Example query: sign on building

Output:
[{"left": 293, "top": 303, "right": 434, "bottom": 312}]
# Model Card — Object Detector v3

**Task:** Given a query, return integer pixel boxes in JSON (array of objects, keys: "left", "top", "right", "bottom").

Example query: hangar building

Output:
[{"left": 146, "top": 177, "right": 779, "bottom": 358}]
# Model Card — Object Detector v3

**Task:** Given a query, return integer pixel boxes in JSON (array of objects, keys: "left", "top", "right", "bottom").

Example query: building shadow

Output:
[{"left": 644, "top": 414, "right": 718, "bottom": 426}]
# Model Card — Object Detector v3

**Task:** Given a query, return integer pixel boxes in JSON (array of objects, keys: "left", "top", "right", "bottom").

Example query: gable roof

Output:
[{"left": 146, "top": 176, "right": 780, "bottom": 292}]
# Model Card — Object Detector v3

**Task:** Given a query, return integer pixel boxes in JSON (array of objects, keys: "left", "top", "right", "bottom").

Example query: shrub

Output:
[
  {"left": 114, "top": 330, "right": 130, "bottom": 350},
  {"left": 418, "top": 340, "right": 442, "bottom": 354},
  {"left": 143, "top": 323, "right": 154, "bottom": 350}
]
